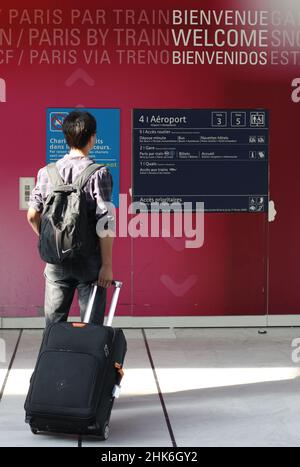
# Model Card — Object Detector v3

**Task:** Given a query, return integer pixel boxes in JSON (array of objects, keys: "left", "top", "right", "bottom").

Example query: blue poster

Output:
[
  {"left": 46, "top": 107, "right": 120, "bottom": 207},
  {"left": 133, "top": 109, "right": 269, "bottom": 213}
]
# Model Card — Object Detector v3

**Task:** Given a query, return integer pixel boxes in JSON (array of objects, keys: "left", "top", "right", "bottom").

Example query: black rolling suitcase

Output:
[{"left": 24, "top": 280, "right": 126, "bottom": 440}]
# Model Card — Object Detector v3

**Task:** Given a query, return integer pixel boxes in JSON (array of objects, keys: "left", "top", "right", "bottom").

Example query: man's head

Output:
[{"left": 62, "top": 111, "right": 97, "bottom": 150}]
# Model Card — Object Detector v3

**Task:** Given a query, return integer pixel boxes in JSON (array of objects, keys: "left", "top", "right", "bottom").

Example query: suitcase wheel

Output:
[
  {"left": 30, "top": 427, "right": 38, "bottom": 435},
  {"left": 102, "top": 422, "right": 110, "bottom": 440}
]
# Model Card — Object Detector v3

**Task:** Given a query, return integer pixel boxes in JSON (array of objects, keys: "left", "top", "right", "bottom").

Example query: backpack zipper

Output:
[{"left": 55, "top": 229, "right": 61, "bottom": 261}]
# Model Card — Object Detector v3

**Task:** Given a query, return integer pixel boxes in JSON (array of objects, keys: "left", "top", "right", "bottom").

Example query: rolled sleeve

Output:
[
  {"left": 28, "top": 169, "right": 44, "bottom": 212},
  {"left": 93, "top": 167, "right": 116, "bottom": 236}
]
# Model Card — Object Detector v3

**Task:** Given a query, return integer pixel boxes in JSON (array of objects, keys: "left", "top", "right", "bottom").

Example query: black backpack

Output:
[{"left": 38, "top": 162, "right": 101, "bottom": 264}]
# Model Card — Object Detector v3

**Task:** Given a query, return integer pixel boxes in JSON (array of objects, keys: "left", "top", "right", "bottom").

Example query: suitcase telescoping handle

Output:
[{"left": 83, "top": 280, "right": 123, "bottom": 326}]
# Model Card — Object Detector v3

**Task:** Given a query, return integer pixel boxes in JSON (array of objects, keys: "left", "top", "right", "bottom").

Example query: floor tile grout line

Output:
[
  {"left": 0, "top": 329, "right": 23, "bottom": 403},
  {"left": 142, "top": 329, "right": 177, "bottom": 448}
]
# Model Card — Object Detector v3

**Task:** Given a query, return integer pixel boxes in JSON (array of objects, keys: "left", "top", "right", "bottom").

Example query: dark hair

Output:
[{"left": 62, "top": 111, "right": 97, "bottom": 149}]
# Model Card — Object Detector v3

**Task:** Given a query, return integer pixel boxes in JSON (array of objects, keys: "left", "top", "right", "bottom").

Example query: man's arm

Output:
[
  {"left": 93, "top": 167, "right": 116, "bottom": 288},
  {"left": 27, "top": 207, "right": 41, "bottom": 236},
  {"left": 27, "top": 168, "right": 44, "bottom": 235},
  {"left": 98, "top": 236, "right": 114, "bottom": 288}
]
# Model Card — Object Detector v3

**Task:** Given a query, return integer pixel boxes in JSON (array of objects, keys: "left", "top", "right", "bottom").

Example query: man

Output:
[{"left": 27, "top": 110, "right": 115, "bottom": 325}]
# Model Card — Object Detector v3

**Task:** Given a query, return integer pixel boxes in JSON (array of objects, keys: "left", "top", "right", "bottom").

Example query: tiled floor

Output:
[{"left": 1, "top": 327, "right": 300, "bottom": 447}]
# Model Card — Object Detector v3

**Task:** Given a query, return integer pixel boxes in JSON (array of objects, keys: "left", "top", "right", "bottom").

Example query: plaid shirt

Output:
[{"left": 28, "top": 152, "right": 115, "bottom": 234}]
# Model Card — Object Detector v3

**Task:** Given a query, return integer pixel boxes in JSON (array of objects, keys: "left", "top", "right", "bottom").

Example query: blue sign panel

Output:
[
  {"left": 46, "top": 108, "right": 120, "bottom": 207},
  {"left": 132, "top": 109, "right": 269, "bottom": 212}
]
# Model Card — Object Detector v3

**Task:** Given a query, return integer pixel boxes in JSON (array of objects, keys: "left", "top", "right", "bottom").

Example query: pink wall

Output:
[{"left": 0, "top": 0, "right": 299, "bottom": 318}]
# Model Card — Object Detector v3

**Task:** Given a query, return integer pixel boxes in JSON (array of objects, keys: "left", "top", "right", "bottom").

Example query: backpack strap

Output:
[
  {"left": 73, "top": 163, "right": 101, "bottom": 189},
  {"left": 47, "top": 163, "right": 65, "bottom": 187}
]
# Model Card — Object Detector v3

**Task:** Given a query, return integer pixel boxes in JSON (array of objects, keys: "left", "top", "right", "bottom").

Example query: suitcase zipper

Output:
[
  {"left": 44, "top": 322, "right": 114, "bottom": 351},
  {"left": 95, "top": 328, "right": 116, "bottom": 409}
]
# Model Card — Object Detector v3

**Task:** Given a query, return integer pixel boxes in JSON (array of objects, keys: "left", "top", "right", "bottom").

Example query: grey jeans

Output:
[{"left": 44, "top": 255, "right": 106, "bottom": 326}]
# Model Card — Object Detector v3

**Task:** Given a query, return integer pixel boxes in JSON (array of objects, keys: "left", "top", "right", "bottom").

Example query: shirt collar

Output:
[{"left": 64, "top": 151, "right": 91, "bottom": 161}]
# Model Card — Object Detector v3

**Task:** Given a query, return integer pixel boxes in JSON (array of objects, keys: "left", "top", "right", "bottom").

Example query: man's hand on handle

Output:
[{"left": 98, "top": 264, "right": 113, "bottom": 288}]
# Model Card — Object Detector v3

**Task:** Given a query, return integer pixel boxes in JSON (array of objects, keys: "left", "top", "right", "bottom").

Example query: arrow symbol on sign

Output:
[
  {"left": 160, "top": 274, "right": 198, "bottom": 297},
  {"left": 65, "top": 68, "right": 95, "bottom": 87},
  {"left": 162, "top": 234, "right": 186, "bottom": 252}
]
